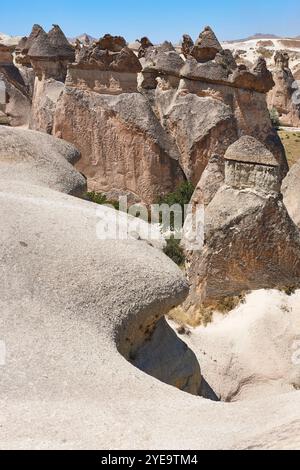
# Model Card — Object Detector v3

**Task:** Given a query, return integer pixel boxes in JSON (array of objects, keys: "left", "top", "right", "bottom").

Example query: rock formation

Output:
[
  {"left": 54, "top": 90, "right": 184, "bottom": 204},
  {"left": 0, "top": 35, "right": 32, "bottom": 126},
  {"left": 181, "top": 34, "right": 194, "bottom": 58},
  {"left": 182, "top": 289, "right": 300, "bottom": 402},
  {"left": 25, "top": 24, "right": 287, "bottom": 206},
  {"left": 138, "top": 26, "right": 287, "bottom": 185},
  {"left": 25, "top": 25, "right": 75, "bottom": 133},
  {"left": 282, "top": 158, "right": 300, "bottom": 228},
  {"left": 1, "top": 123, "right": 300, "bottom": 449},
  {"left": 267, "top": 51, "right": 300, "bottom": 126},
  {"left": 191, "top": 26, "right": 222, "bottom": 62},
  {"left": 184, "top": 136, "right": 300, "bottom": 309},
  {"left": 0, "top": 125, "right": 86, "bottom": 196},
  {"left": 138, "top": 36, "right": 153, "bottom": 58}
]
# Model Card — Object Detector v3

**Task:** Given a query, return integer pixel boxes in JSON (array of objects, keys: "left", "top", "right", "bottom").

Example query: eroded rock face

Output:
[
  {"left": 282, "top": 159, "right": 300, "bottom": 227},
  {"left": 32, "top": 24, "right": 287, "bottom": 207},
  {"left": 0, "top": 125, "right": 86, "bottom": 195},
  {"left": 267, "top": 51, "right": 300, "bottom": 127},
  {"left": 30, "top": 78, "right": 64, "bottom": 133},
  {"left": 183, "top": 289, "right": 300, "bottom": 402},
  {"left": 54, "top": 88, "right": 184, "bottom": 203},
  {"left": 181, "top": 34, "right": 194, "bottom": 58},
  {"left": 184, "top": 136, "right": 300, "bottom": 308},
  {"left": 0, "top": 65, "right": 31, "bottom": 126}
]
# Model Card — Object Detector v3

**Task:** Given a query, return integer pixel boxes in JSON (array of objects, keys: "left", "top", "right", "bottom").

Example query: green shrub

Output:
[
  {"left": 85, "top": 191, "right": 119, "bottom": 210},
  {"left": 163, "top": 236, "right": 185, "bottom": 266},
  {"left": 157, "top": 181, "right": 195, "bottom": 231},
  {"left": 269, "top": 107, "right": 280, "bottom": 128}
]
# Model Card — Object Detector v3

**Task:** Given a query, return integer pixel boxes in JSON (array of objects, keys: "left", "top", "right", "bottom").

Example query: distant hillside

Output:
[
  {"left": 68, "top": 33, "right": 96, "bottom": 44},
  {"left": 226, "top": 33, "right": 300, "bottom": 43},
  {"left": 226, "top": 33, "right": 280, "bottom": 43}
]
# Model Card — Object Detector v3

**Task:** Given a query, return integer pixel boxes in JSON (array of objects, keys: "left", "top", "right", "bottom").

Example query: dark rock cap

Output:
[
  {"left": 48, "top": 24, "right": 75, "bottom": 60},
  {"left": 225, "top": 136, "right": 279, "bottom": 167},
  {"left": 28, "top": 29, "right": 58, "bottom": 58},
  {"left": 22, "top": 24, "right": 45, "bottom": 53},
  {"left": 191, "top": 26, "right": 223, "bottom": 62}
]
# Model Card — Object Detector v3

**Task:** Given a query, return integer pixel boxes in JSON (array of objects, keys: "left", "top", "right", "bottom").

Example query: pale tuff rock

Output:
[
  {"left": 184, "top": 137, "right": 300, "bottom": 308},
  {"left": 0, "top": 65, "right": 31, "bottom": 126},
  {"left": 282, "top": 159, "right": 300, "bottom": 227},
  {"left": 53, "top": 88, "right": 184, "bottom": 204},
  {"left": 0, "top": 125, "right": 86, "bottom": 196},
  {"left": 224, "top": 136, "right": 280, "bottom": 193},
  {"left": 69, "top": 38, "right": 142, "bottom": 94},
  {"left": 1, "top": 125, "right": 300, "bottom": 449},
  {"left": 267, "top": 51, "right": 300, "bottom": 126},
  {"left": 183, "top": 289, "right": 300, "bottom": 402}
]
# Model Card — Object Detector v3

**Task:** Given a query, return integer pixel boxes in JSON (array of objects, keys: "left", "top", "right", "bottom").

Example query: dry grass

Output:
[
  {"left": 168, "top": 294, "right": 245, "bottom": 328},
  {"left": 278, "top": 130, "right": 300, "bottom": 167}
]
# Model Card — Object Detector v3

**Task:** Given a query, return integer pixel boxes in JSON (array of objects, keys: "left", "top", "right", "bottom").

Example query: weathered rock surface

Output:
[
  {"left": 54, "top": 88, "right": 184, "bottom": 203},
  {"left": 282, "top": 159, "right": 300, "bottom": 227},
  {"left": 0, "top": 65, "right": 31, "bottom": 126},
  {"left": 181, "top": 34, "right": 194, "bottom": 58},
  {"left": 267, "top": 51, "right": 300, "bottom": 127},
  {"left": 0, "top": 125, "right": 86, "bottom": 195},
  {"left": 185, "top": 137, "right": 300, "bottom": 308},
  {"left": 30, "top": 78, "right": 64, "bottom": 133},
  {"left": 1, "top": 126, "right": 300, "bottom": 449},
  {"left": 182, "top": 289, "right": 300, "bottom": 402}
]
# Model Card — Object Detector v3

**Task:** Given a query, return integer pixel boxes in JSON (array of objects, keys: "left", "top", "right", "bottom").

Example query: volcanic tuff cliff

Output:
[{"left": 4, "top": 23, "right": 287, "bottom": 204}]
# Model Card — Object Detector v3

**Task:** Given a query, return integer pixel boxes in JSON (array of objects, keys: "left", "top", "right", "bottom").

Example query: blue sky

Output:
[{"left": 1, "top": 0, "right": 300, "bottom": 43}]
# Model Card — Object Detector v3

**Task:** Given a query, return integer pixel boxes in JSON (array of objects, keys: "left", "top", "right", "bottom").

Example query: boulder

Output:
[{"left": 0, "top": 125, "right": 86, "bottom": 196}]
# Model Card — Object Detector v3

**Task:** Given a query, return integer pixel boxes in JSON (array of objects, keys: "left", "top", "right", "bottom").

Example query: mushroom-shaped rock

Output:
[
  {"left": 224, "top": 136, "right": 280, "bottom": 193},
  {"left": 48, "top": 24, "right": 75, "bottom": 61},
  {"left": 225, "top": 135, "right": 279, "bottom": 167},
  {"left": 28, "top": 29, "right": 58, "bottom": 59},
  {"left": 231, "top": 58, "right": 275, "bottom": 93},
  {"left": 191, "top": 26, "right": 222, "bottom": 62}
]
